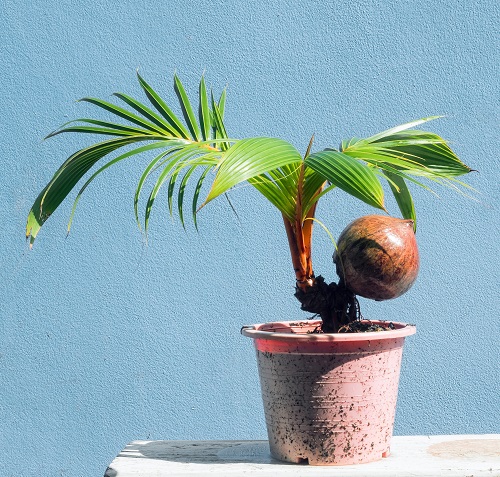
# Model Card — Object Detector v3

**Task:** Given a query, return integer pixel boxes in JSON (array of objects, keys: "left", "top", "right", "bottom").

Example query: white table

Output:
[{"left": 104, "top": 434, "right": 500, "bottom": 477}]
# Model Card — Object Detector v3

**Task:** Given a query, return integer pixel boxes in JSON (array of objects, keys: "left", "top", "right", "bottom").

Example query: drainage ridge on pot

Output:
[{"left": 242, "top": 320, "right": 416, "bottom": 466}]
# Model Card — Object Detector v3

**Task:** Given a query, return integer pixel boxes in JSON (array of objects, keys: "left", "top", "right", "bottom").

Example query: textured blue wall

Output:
[{"left": 1, "top": 0, "right": 499, "bottom": 475}]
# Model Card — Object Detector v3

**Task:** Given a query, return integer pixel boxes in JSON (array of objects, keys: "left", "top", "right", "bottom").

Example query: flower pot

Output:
[{"left": 242, "top": 320, "right": 416, "bottom": 465}]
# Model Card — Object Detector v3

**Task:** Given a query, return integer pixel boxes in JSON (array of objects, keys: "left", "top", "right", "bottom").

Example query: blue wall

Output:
[{"left": 1, "top": 1, "right": 498, "bottom": 475}]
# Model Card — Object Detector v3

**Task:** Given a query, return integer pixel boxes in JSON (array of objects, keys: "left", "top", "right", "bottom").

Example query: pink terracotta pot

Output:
[{"left": 242, "top": 320, "right": 416, "bottom": 465}]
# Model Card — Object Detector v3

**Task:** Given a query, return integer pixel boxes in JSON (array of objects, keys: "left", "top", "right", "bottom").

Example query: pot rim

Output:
[{"left": 241, "top": 319, "right": 416, "bottom": 342}]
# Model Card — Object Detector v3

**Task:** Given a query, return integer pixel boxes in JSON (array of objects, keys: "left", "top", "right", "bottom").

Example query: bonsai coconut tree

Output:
[
  {"left": 27, "top": 73, "right": 472, "bottom": 332},
  {"left": 27, "top": 73, "right": 474, "bottom": 465}
]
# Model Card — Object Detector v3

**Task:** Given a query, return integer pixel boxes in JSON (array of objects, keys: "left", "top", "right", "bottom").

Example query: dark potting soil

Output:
[
  {"left": 306, "top": 320, "right": 396, "bottom": 334},
  {"left": 337, "top": 320, "right": 395, "bottom": 333}
]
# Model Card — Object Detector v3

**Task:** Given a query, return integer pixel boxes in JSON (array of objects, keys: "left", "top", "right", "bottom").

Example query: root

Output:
[{"left": 294, "top": 276, "right": 360, "bottom": 333}]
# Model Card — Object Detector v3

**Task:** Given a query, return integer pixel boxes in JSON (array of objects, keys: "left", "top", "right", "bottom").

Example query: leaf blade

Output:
[
  {"left": 174, "top": 74, "right": 201, "bottom": 141},
  {"left": 204, "top": 137, "right": 302, "bottom": 206},
  {"left": 199, "top": 76, "right": 211, "bottom": 141},
  {"left": 113, "top": 92, "right": 179, "bottom": 136},
  {"left": 78, "top": 97, "right": 167, "bottom": 134},
  {"left": 305, "top": 150, "right": 385, "bottom": 210},
  {"left": 386, "top": 172, "right": 417, "bottom": 230}
]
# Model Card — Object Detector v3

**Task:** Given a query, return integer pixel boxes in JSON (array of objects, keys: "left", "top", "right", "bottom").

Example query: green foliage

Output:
[{"left": 27, "top": 74, "right": 472, "bottom": 245}]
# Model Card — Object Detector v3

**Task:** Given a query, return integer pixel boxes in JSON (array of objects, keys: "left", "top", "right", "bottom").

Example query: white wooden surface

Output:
[{"left": 104, "top": 434, "right": 500, "bottom": 477}]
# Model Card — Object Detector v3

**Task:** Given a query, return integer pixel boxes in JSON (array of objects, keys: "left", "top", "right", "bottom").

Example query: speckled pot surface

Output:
[{"left": 242, "top": 320, "right": 416, "bottom": 465}]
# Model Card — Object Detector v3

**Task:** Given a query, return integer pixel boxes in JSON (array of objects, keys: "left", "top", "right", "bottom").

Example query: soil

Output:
[{"left": 311, "top": 320, "right": 396, "bottom": 334}]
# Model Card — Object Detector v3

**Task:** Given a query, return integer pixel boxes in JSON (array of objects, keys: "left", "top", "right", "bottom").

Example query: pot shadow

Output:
[{"left": 109, "top": 440, "right": 292, "bottom": 466}]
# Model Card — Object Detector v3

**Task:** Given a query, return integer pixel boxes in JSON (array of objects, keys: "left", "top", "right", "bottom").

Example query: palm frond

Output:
[
  {"left": 136, "top": 72, "right": 191, "bottom": 139},
  {"left": 248, "top": 164, "right": 329, "bottom": 222},
  {"left": 28, "top": 76, "right": 474, "bottom": 251},
  {"left": 46, "top": 119, "right": 153, "bottom": 138},
  {"left": 302, "top": 167, "right": 329, "bottom": 218},
  {"left": 112, "top": 92, "right": 179, "bottom": 136},
  {"left": 67, "top": 141, "right": 177, "bottom": 234},
  {"left": 203, "top": 137, "right": 302, "bottom": 207},
  {"left": 77, "top": 97, "right": 169, "bottom": 135},
  {"left": 385, "top": 172, "right": 417, "bottom": 229},
  {"left": 305, "top": 150, "right": 386, "bottom": 211},
  {"left": 211, "top": 91, "right": 229, "bottom": 151},
  {"left": 337, "top": 118, "right": 474, "bottom": 223},
  {"left": 192, "top": 166, "right": 212, "bottom": 230},
  {"left": 248, "top": 168, "right": 300, "bottom": 221},
  {"left": 217, "top": 87, "right": 227, "bottom": 118},
  {"left": 27, "top": 135, "right": 164, "bottom": 245},
  {"left": 342, "top": 120, "right": 471, "bottom": 178},
  {"left": 134, "top": 148, "right": 181, "bottom": 230},
  {"left": 199, "top": 76, "right": 211, "bottom": 141},
  {"left": 144, "top": 143, "right": 223, "bottom": 235},
  {"left": 174, "top": 74, "right": 202, "bottom": 141},
  {"left": 353, "top": 116, "right": 442, "bottom": 144},
  {"left": 27, "top": 74, "right": 230, "bottom": 245}
]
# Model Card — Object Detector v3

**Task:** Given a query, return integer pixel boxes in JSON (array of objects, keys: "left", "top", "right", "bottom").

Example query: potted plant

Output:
[{"left": 27, "top": 73, "right": 473, "bottom": 465}]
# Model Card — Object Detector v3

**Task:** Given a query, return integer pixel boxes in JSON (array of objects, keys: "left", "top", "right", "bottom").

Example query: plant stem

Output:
[
  {"left": 286, "top": 135, "right": 359, "bottom": 333},
  {"left": 283, "top": 214, "right": 313, "bottom": 289},
  {"left": 284, "top": 135, "right": 318, "bottom": 291}
]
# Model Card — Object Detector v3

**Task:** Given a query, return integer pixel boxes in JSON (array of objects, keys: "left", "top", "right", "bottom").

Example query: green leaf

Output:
[
  {"left": 305, "top": 150, "right": 385, "bottom": 210},
  {"left": 27, "top": 136, "right": 155, "bottom": 244},
  {"left": 248, "top": 164, "right": 327, "bottom": 221},
  {"left": 66, "top": 142, "right": 174, "bottom": 234},
  {"left": 199, "top": 76, "right": 211, "bottom": 141},
  {"left": 383, "top": 141, "right": 470, "bottom": 176},
  {"left": 145, "top": 152, "right": 189, "bottom": 234},
  {"left": 47, "top": 125, "right": 138, "bottom": 137},
  {"left": 340, "top": 137, "right": 363, "bottom": 150},
  {"left": 192, "top": 166, "right": 212, "bottom": 230},
  {"left": 204, "top": 137, "right": 302, "bottom": 206},
  {"left": 167, "top": 166, "right": 182, "bottom": 218},
  {"left": 211, "top": 92, "right": 229, "bottom": 151},
  {"left": 369, "top": 159, "right": 434, "bottom": 194},
  {"left": 136, "top": 72, "right": 191, "bottom": 139},
  {"left": 343, "top": 120, "right": 472, "bottom": 178},
  {"left": 134, "top": 148, "right": 181, "bottom": 230},
  {"left": 78, "top": 97, "right": 167, "bottom": 135},
  {"left": 386, "top": 172, "right": 417, "bottom": 230},
  {"left": 46, "top": 119, "right": 152, "bottom": 138},
  {"left": 28, "top": 74, "right": 232, "bottom": 244},
  {"left": 174, "top": 74, "right": 201, "bottom": 141},
  {"left": 340, "top": 148, "right": 429, "bottom": 171},
  {"left": 354, "top": 116, "right": 442, "bottom": 145},
  {"left": 178, "top": 165, "right": 198, "bottom": 228},
  {"left": 218, "top": 88, "right": 227, "bottom": 118},
  {"left": 248, "top": 171, "right": 298, "bottom": 221},
  {"left": 302, "top": 167, "right": 328, "bottom": 217},
  {"left": 143, "top": 144, "right": 222, "bottom": 234},
  {"left": 113, "top": 92, "right": 179, "bottom": 136}
]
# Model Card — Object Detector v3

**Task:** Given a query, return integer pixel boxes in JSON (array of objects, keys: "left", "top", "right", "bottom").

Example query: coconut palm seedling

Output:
[{"left": 27, "top": 73, "right": 473, "bottom": 332}]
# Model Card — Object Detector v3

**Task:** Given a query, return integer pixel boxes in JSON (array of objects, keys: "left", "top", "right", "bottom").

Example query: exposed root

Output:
[{"left": 294, "top": 276, "right": 360, "bottom": 333}]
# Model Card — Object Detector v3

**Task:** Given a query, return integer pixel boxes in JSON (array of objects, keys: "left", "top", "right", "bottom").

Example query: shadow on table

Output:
[
  {"left": 116, "top": 440, "right": 289, "bottom": 465},
  {"left": 103, "top": 467, "right": 118, "bottom": 476}
]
